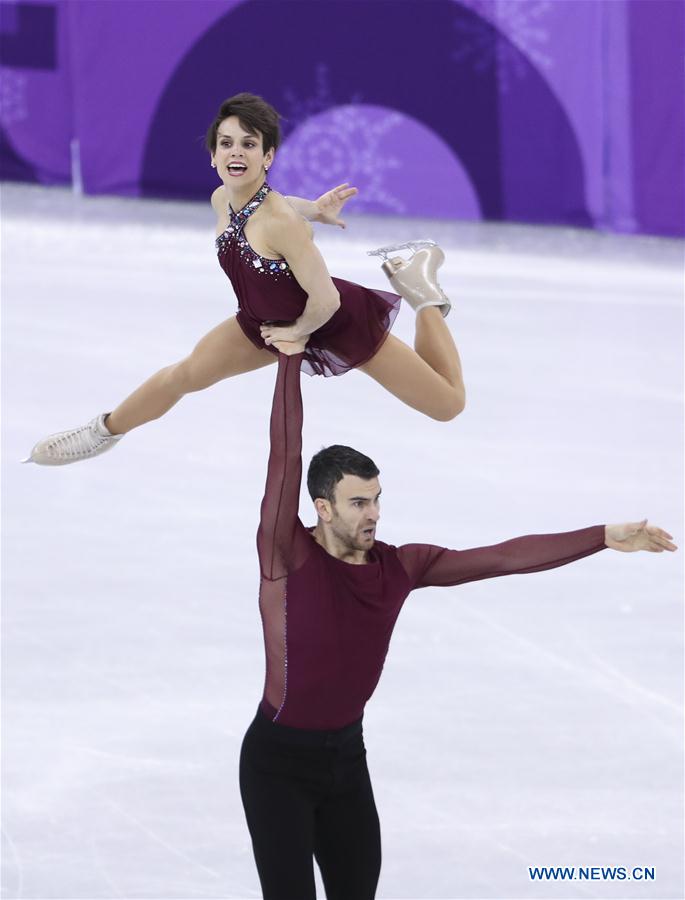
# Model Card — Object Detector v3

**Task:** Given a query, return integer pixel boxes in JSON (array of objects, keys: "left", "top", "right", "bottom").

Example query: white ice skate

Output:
[
  {"left": 368, "top": 240, "right": 451, "bottom": 317},
  {"left": 22, "top": 413, "right": 123, "bottom": 466}
]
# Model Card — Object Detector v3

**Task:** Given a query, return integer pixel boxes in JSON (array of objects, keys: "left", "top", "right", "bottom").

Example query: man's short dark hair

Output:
[
  {"left": 307, "top": 445, "right": 380, "bottom": 503},
  {"left": 205, "top": 92, "right": 282, "bottom": 155}
]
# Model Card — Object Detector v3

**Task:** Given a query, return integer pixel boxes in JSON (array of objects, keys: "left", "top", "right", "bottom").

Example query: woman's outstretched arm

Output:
[
  {"left": 285, "top": 183, "right": 358, "bottom": 228},
  {"left": 212, "top": 183, "right": 358, "bottom": 227}
]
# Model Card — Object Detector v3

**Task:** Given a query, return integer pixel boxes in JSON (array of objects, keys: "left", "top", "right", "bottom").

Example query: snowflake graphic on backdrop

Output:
[
  {"left": 277, "top": 68, "right": 406, "bottom": 214},
  {"left": 454, "top": 0, "right": 553, "bottom": 92},
  {"left": 280, "top": 63, "right": 363, "bottom": 130},
  {"left": 0, "top": 69, "right": 28, "bottom": 125}
]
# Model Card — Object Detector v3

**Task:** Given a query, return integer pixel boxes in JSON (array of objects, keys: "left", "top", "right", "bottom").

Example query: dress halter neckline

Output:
[
  {"left": 216, "top": 180, "right": 292, "bottom": 278},
  {"left": 229, "top": 181, "right": 271, "bottom": 226}
]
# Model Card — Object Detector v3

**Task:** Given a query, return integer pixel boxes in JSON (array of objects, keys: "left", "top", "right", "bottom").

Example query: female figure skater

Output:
[
  {"left": 241, "top": 336, "right": 676, "bottom": 899},
  {"left": 24, "top": 93, "right": 465, "bottom": 466}
]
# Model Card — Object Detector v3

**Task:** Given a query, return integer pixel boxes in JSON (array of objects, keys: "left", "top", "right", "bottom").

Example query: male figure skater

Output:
[{"left": 240, "top": 339, "right": 676, "bottom": 900}]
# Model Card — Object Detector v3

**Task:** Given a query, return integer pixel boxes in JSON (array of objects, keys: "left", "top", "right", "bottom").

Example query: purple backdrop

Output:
[{"left": 1, "top": 0, "right": 683, "bottom": 236}]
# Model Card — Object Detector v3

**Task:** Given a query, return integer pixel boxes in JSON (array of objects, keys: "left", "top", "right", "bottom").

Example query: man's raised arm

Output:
[{"left": 256, "top": 347, "right": 310, "bottom": 581}]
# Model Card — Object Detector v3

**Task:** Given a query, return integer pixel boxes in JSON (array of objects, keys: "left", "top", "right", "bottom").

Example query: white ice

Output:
[{"left": 2, "top": 183, "right": 683, "bottom": 900}]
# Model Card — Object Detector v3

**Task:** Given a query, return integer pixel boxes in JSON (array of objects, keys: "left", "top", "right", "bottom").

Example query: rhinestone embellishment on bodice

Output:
[{"left": 215, "top": 182, "right": 292, "bottom": 279}]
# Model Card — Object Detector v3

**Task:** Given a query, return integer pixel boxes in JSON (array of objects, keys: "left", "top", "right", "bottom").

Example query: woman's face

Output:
[{"left": 211, "top": 115, "right": 274, "bottom": 186}]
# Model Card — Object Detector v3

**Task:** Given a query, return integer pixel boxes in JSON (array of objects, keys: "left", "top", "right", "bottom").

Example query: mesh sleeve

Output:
[
  {"left": 256, "top": 353, "right": 312, "bottom": 581},
  {"left": 397, "top": 525, "right": 607, "bottom": 590}
]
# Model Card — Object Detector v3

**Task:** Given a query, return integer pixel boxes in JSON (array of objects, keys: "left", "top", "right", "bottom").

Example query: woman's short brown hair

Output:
[{"left": 205, "top": 93, "right": 282, "bottom": 155}]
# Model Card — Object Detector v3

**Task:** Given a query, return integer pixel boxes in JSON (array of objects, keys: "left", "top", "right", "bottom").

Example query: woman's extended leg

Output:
[
  {"left": 106, "top": 316, "right": 274, "bottom": 434},
  {"left": 24, "top": 317, "right": 275, "bottom": 465},
  {"left": 359, "top": 307, "right": 465, "bottom": 421}
]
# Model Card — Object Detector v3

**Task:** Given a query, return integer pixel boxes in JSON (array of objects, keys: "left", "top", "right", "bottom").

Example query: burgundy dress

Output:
[
  {"left": 215, "top": 181, "right": 401, "bottom": 377},
  {"left": 257, "top": 353, "right": 608, "bottom": 730}
]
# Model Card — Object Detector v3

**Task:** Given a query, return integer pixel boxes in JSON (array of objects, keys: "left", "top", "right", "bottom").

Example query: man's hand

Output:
[
  {"left": 262, "top": 321, "right": 309, "bottom": 354},
  {"left": 315, "top": 183, "right": 359, "bottom": 229},
  {"left": 272, "top": 333, "right": 309, "bottom": 356},
  {"left": 605, "top": 520, "right": 677, "bottom": 552},
  {"left": 260, "top": 320, "right": 307, "bottom": 347}
]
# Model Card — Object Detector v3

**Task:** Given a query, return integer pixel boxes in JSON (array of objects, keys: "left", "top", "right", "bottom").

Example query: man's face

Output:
[{"left": 327, "top": 475, "right": 382, "bottom": 551}]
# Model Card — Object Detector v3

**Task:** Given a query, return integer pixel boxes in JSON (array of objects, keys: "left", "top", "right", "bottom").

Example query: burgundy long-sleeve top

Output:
[{"left": 257, "top": 353, "right": 607, "bottom": 730}]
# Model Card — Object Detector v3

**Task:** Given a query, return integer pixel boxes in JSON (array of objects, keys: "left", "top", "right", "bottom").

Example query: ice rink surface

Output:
[{"left": 2, "top": 183, "right": 683, "bottom": 900}]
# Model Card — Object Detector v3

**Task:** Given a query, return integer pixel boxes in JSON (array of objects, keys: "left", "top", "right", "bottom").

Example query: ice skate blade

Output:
[{"left": 367, "top": 240, "right": 437, "bottom": 260}]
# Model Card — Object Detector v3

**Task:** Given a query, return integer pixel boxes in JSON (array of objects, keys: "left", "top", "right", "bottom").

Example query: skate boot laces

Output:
[
  {"left": 47, "top": 420, "right": 111, "bottom": 459},
  {"left": 22, "top": 414, "right": 122, "bottom": 465}
]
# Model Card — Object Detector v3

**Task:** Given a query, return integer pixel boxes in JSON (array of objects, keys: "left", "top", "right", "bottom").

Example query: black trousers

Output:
[{"left": 239, "top": 706, "right": 381, "bottom": 900}]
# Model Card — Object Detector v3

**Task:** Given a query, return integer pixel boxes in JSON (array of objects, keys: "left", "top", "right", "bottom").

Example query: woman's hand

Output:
[
  {"left": 315, "top": 183, "right": 359, "bottom": 229},
  {"left": 604, "top": 520, "right": 677, "bottom": 552}
]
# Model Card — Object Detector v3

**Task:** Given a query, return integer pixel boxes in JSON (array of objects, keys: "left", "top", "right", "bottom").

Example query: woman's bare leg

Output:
[
  {"left": 106, "top": 317, "right": 275, "bottom": 434},
  {"left": 359, "top": 308, "right": 465, "bottom": 421}
]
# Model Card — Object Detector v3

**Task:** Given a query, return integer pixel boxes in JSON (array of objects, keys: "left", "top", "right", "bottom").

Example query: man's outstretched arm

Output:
[
  {"left": 398, "top": 521, "right": 676, "bottom": 590},
  {"left": 256, "top": 342, "right": 309, "bottom": 581}
]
